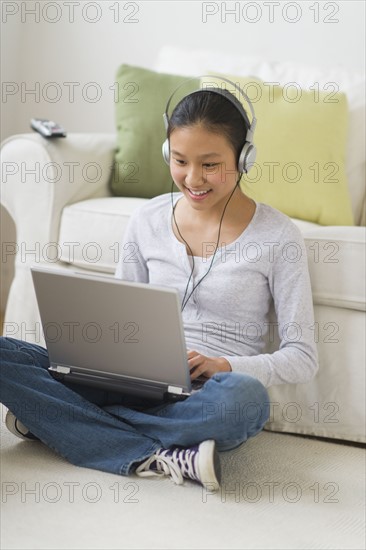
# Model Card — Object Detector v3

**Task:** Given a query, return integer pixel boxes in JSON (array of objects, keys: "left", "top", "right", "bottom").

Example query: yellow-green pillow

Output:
[{"left": 201, "top": 74, "right": 354, "bottom": 226}]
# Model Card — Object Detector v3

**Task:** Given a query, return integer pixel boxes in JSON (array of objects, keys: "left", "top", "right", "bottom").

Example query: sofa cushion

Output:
[
  {"left": 59, "top": 198, "right": 365, "bottom": 311},
  {"left": 111, "top": 64, "right": 199, "bottom": 198},
  {"left": 296, "top": 223, "right": 366, "bottom": 311},
  {"left": 59, "top": 197, "right": 149, "bottom": 273},
  {"left": 200, "top": 74, "right": 354, "bottom": 226}
]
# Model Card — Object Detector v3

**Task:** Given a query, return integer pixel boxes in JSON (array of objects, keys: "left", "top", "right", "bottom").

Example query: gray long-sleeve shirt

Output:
[{"left": 115, "top": 192, "right": 319, "bottom": 388}]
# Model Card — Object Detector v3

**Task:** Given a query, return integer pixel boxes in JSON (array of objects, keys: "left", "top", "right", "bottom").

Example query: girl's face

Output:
[{"left": 169, "top": 124, "right": 240, "bottom": 213}]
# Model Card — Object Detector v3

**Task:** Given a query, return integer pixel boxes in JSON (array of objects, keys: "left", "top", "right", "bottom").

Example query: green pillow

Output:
[
  {"left": 202, "top": 73, "right": 355, "bottom": 226},
  {"left": 111, "top": 65, "right": 199, "bottom": 198}
]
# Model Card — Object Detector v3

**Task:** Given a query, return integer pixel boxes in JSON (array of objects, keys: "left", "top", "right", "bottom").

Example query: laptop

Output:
[{"left": 31, "top": 266, "right": 206, "bottom": 402}]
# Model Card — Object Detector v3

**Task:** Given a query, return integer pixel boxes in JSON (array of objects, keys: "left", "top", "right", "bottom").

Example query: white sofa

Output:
[{"left": 1, "top": 47, "right": 365, "bottom": 443}]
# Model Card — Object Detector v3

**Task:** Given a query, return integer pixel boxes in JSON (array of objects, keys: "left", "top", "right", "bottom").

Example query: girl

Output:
[{"left": 0, "top": 85, "right": 318, "bottom": 491}]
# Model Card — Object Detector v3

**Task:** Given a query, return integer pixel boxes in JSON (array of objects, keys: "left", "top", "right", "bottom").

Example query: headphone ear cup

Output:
[
  {"left": 162, "top": 139, "right": 170, "bottom": 165},
  {"left": 238, "top": 142, "right": 257, "bottom": 174}
]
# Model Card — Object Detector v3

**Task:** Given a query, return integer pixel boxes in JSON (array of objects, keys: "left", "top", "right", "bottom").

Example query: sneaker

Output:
[
  {"left": 135, "top": 439, "right": 221, "bottom": 491},
  {"left": 5, "top": 410, "right": 38, "bottom": 441}
]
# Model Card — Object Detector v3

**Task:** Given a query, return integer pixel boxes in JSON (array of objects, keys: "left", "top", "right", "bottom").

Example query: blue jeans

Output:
[{"left": 0, "top": 336, "right": 270, "bottom": 476}]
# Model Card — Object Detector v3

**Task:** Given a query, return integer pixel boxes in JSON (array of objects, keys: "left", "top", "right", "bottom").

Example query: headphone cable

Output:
[{"left": 170, "top": 178, "right": 241, "bottom": 312}]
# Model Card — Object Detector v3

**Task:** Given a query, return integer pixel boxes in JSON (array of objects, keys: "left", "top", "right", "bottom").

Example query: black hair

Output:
[{"left": 167, "top": 89, "right": 250, "bottom": 166}]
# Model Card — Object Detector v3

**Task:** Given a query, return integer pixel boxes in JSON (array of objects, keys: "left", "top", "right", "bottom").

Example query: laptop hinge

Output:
[{"left": 167, "top": 385, "right": 184, "bottom": 395}]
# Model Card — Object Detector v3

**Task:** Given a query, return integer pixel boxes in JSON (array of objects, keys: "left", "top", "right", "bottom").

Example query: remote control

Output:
[{"left": 30, "top": 118, "right": 67, "bottom": 138}]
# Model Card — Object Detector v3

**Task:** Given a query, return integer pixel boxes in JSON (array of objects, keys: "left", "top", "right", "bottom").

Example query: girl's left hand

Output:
[{"left": 187, "top": 349, "right": 232, "bottom": 380}]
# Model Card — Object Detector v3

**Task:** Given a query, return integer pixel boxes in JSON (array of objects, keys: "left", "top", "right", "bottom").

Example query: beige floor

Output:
[{"left": 1, "top": 404, "right": 365, "bottom": 550}]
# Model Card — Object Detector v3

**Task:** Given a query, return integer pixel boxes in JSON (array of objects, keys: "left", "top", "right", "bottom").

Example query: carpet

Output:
[{"left": 1, "top": 407, "right": 365, "bottom": 550}]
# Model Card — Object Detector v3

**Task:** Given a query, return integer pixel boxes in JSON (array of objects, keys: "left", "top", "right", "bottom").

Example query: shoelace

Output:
[{"left": 136, "top": 448, "right": 198, "bottom": 485}]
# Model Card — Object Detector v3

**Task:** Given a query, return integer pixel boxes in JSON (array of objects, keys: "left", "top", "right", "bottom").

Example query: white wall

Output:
[
  {"left": 0, "top": 0, "right": 365, "bottom": 313},
  {"left": 1, "top": 0, "right": 365, "bottom": 141}
]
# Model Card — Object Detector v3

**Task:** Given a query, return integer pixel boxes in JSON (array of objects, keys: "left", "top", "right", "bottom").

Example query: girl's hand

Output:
[{"left": 187, "top": 349, "right": 232, "bottom": 380}]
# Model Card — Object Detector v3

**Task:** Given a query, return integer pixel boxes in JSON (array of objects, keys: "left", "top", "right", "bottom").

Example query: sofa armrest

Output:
[
  {"left": 0, "top": 132, "right": 117, "bottom": 342},
  {"left": 1, "top": 133, "right": 117, "bottom": 250}
]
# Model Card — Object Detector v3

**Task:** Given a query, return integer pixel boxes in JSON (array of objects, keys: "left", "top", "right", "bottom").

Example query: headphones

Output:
[{"left": 162, "top": 74, "right": 257, "bottom": 174}]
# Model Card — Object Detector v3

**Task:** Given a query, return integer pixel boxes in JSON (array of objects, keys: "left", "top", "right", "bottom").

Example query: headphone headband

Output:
[{"left": 163, "top": 74, "right": 257, "bottom": 138}]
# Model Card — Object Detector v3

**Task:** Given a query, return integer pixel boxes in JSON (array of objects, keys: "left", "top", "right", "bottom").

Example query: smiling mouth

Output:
[{"left": 185, "top": 186, "right": 212, "bottom": 196}]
